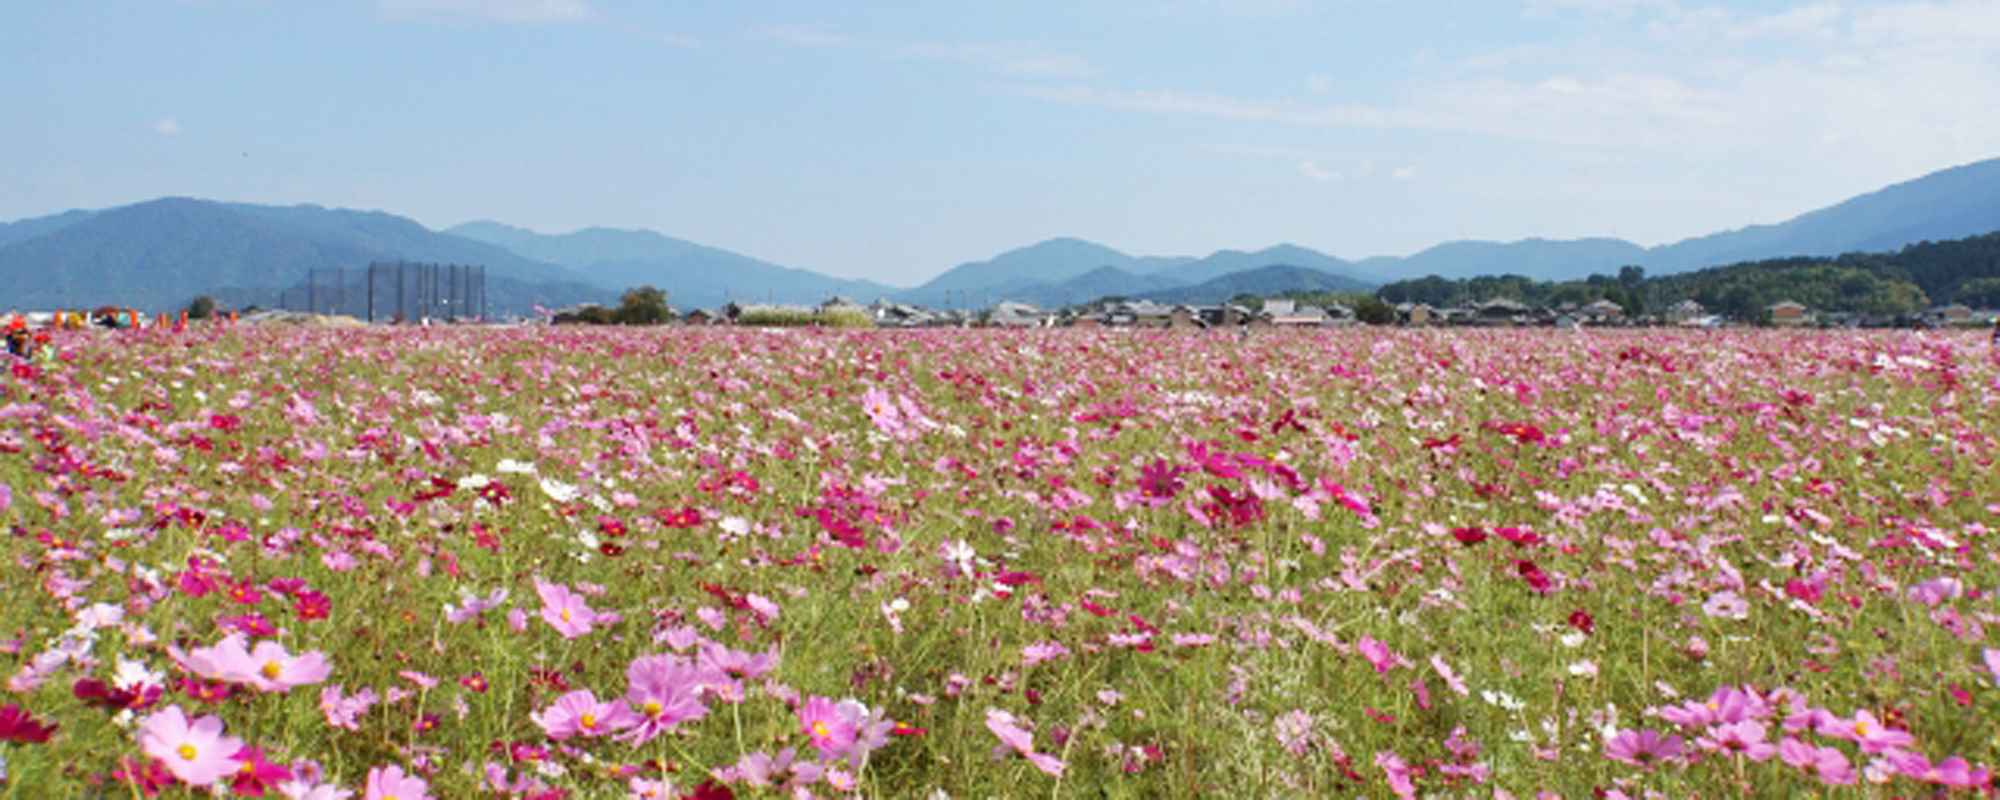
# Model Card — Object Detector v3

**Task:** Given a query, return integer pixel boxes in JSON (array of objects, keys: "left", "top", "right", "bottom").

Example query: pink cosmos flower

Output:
[
  {"left": 1274, "top": 709, "right": 1314, "bottom": 757},
  {"left": 1697, "top": 720, "right": 1777, "bottom": 761},
  {"left": 1604, "top": 729, "right": 1684, "bottom": 768},
  {"left": 800, "top": 695, "right": 858, "bottom": 757},
  {"left": 1701, "top": 591, "right": 1749, "bottom": 620},
  {"left": 1835, "top": 710, "right": 1916, "bottom": 754},
  {"left": 1358, "top": 637, "right": 1404, "bottom": 674},
  {"left": 235, "top": 640, "right": 333, "bottom": 693},
  {"left": 535, "top": 579, "right": 596, "bottom": 639},
  {"left": 320, "top": 684, "right": 378, "bottom": 731},
  {"left": 618, "top": 655, "right": 711, "bottom": 745},
  {"left": 531, "top": 689, "right": 634, "bottom": 740},
  {"left": 985, "top": 708, "right": 1065, "bottom": 777},
  {"left": 363, "top": 764, "right": 430, "bottom": 800},
  {"left": 1889, "top": 752, "right": 1990, "bottom": 788},
  {"left": 1983, "top": 649, "right": 2000, "bottom": 687},
  {"left": 137, "top": 705, "right": 243, "bottom": 787},
  {"left": 1777, "top": 737, "right": 1855, "bottom": 785},
  {"left": 171, "top": 634, "right": 255, "bottom": 683},
  {"left": 1375, "top": 750, "right": 1417, "bottom": 800}
]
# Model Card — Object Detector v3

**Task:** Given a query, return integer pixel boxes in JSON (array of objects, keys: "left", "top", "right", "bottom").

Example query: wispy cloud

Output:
[
  {"left": 1021, "top": 0, "right": 2000, "bottom": 179},
  {"left": 153, "top": 118, "right": 182, "bottom": 136},
  {"left": 898, "top": 42, "right": 1093, "bottom": 79},
  {"left": 378, "top": 0, "right": 594, "bottom": 24},
  {"left": 754, "top": 23, "right": 851, "bottom": 48}
]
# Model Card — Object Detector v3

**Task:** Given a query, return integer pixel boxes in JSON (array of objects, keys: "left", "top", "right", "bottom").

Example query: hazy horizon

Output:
[{"left": 6, "top": 1, "right": 1999, "bottom": 285}]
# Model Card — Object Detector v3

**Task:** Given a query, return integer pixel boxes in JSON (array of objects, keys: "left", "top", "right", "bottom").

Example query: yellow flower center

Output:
[
  {"left": 561, "top": 609, "right": 572, "bottom": 622},
  {"left": 643, "top": 700, "right": 664, "bottom": 718},
  {"left": 812, "top": 721, "right": 830, "bottom": 739},
  {"left": 581, "top": 713, "right": 597, "bottom": 730},
  {"left": 262, "top": 661, "right": 283, "bottom": 680},
  {"left": 1854, "top": 721, "right": 1871, "bottom": 736},
  {"left": 240, "top": 761, "right": 257, "bottom": 775},
  {"left": 177, "top": 743, "right": 199, "bottom": 761}
]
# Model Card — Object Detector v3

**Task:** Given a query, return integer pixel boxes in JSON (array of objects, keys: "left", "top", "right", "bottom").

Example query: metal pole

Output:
[{"left": 367, "top": 263, "right": 375, "bottom": 323}]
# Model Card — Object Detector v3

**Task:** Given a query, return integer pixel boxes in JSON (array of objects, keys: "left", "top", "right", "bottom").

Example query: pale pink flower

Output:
[
  {"left": 985, "top": 708, "right": 1064, "bottom": 777},
  {"left": 535, "top": 579, "right": 596, "bottom": 639},
  {"left": 137, "top": 706, "right": 243, "bottom": 787},
  {"left": 362, "top": 764, "right": 430, "bottom": 800},
  {"left": 532, "top": 689, "right": 634, "bottom": 740}
]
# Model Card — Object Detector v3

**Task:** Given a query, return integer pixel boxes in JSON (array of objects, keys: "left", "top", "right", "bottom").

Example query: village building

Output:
[{"left": 1766, "top": 300, "right": 1811, "bottom": 327}]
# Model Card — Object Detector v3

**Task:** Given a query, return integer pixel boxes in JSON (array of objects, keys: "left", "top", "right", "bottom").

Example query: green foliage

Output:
[
  {"left": 1353, "top": 296, "right": 1396, "bottom": 325},
  {"left": 186, "top": 295, "right": 217, "bottom": 320},
  {"left": 613, "top": 285, "right": 670, "bottom": 325},
  {"left": 1953, "top": 277, "right": 2000, "bottom": 308},
  {"left": 552, "top": 304, "right": 616, "bottom": 325}
]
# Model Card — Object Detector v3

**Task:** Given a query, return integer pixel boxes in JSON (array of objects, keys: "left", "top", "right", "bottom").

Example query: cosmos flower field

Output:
[{"left": 2, "top": 325, "right": 1998, "bottom": 798}]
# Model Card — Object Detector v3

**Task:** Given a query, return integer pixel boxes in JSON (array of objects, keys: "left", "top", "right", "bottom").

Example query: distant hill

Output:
[
  {"left": 1156, "top": 244, "right": 1360, "bottom": 286},
  {"left": 0, "top": 209, "right": 94, "bottom": 249},
  {"left": 447, "top": 221, "right": 894, "bottom": 311},
  {"left": 1136, "top": 264, "right": 1375, "bottom": 305},
  {"left": 1375, "top": 229, "right": 2000, "bottom": 321},
  {"left": 1353, "top": 238, "right": 1649, "bottom": 283},
  {"left": 898, "top": 238, "right": 1375, "bottom": 306},
  {"left": 0, "top": 198, "right": 592, "bottom": 314},
  {"left": 1008, "top": 266, "right": 1183, "bottom": 308},
  {"left": 896, "top": 237, "right": 1155, "bottom": 305},
  {"left": 1645, "top": 158, "right": 2000, "bottom": 272},
  {"left": 1353, "top": 157, "right": 2000, "bottom": 282}
]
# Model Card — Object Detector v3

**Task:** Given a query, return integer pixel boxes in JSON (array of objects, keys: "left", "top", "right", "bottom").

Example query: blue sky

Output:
[{"left": 5, "top": 0, "right": 1998, "bottom": 286}]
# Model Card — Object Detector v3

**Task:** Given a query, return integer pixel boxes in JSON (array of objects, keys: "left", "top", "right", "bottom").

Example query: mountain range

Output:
[{"left": 0, "top": 156, "right": 1996, "bottom": 314}]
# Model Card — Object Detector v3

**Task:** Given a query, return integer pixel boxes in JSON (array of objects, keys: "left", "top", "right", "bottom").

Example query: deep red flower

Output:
[
  {"left": 1515, "top": 560, "right": 1553, "bottom": 594},
  {"left": 1567, "top": 609, "right": 1595, "bottom": 635},
  {"left": 1450, "top": 527, "right": 1488, "bottom": 546},
  {"left": 0, "top": 703, "right": 57, "bottom": 743}
]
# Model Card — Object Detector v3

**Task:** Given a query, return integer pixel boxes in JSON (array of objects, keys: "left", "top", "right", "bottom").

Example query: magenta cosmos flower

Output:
[
  {"left": 1604, "top": 729, "right": 1684, "bottom": 768},
  {"left": 799, "top": 695, "right": 858, "bottom": 757},
  {"left": 618, "top": 655, "right": 710, "bottom": 745},
  {"left": 531, "top": 689, "right": 635, "bottom": 740},
  {"left": 534, "top": 579, "right": 596, "bottom": 639},
  {"left": 137, "top": 705, "right": 243, "bottom": 787},
  {"left": 363, "top": 764, "right": 430, "bottom": 800}
]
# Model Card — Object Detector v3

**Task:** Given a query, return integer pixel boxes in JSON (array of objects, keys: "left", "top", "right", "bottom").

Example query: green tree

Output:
[
  {"left": 187, "top": 295, "right": 217, "bottom": 320},
  {"left": 1618, "top": 265, "right": 1646, "bottom": 288},
  {"left": 613, "top": 286, "right": 670, "bottom": 325},
  {"left": 1354, "top": 296, "right": 1397, "bottom": 325}
]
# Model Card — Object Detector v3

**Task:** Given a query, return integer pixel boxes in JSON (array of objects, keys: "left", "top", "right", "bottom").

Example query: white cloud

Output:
[
  {"left": 378, "top": 0, "right": 593, "bottom": 24},
  {"left": 1298, "top": 160, "right": 1338, "bottom": 181},
  {"left": 153, "top": 118, "right": 181, "bottom": 136},
  {"left": 1391, "top": 166, "right": 1417, "bottom": 181}
]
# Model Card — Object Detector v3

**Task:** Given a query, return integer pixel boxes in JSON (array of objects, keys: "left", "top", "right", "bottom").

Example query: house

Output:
[
  {"left": 1766, "top": 300, "right": 1810, "bottom": 327},
  {"left": 870, "top": 300, "right": 938, "bottom": 328},
  {"left": 1474, "top": 298, "right": 1532, "bottom": 325},
  {"left": 1665, "top": 299, "right": 1706, "bottom": 324},
  {"left": 1167, "top": 306, "right": 1204, "bottom": 329},
  {"left": 1266, "top": 303, "right": 1332, "bottom": 327},
  {"left": 988, "top": 301, "right": 1048, "bottom": 328},
  {"left": 1395, "top": 303, "right": 1435, "bottom": 325},
  {"left": 1921, "top": 304, "right": 1974, "bottom": 327},
  {"left": 1579, "top": 299, "right": 1625, "bottom": 325},
  {"left": 681, "top": 308, "right": 719, "bottom": 326}
]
